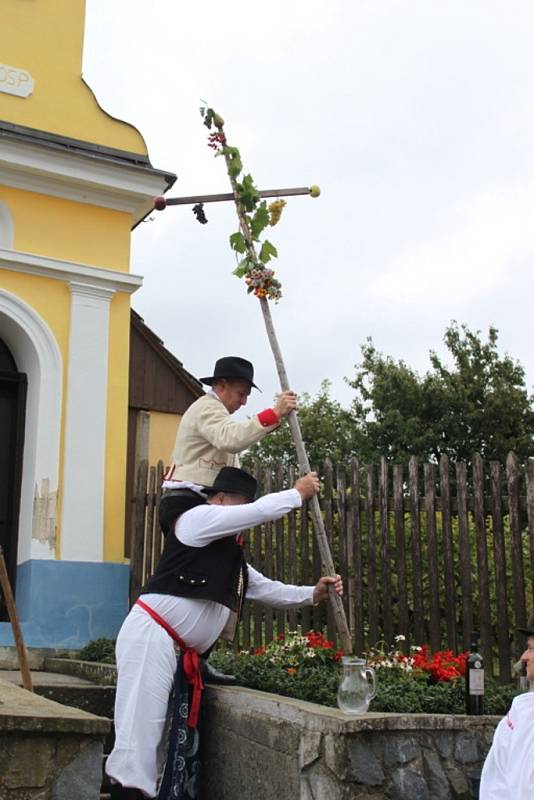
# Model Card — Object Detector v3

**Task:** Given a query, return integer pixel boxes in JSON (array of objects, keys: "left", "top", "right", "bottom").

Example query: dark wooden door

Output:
[{"left": 0, "top": 339, "right": 26, "bottom": 620}]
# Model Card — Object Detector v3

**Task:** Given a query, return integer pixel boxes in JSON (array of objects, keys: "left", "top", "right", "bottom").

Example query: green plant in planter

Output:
[
  {"left": 211, "top": 631, "right": 520, "bottom": 716},
  {"left": 78, "top": 637, "right": 116, "bottom": 664}
]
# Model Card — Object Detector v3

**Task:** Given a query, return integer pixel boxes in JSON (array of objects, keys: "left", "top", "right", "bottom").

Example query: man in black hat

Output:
[
  {"left": 106, "top": 466, "right": 342, "bottom": 799},
  {"left": 479, "top": 618, "right": 534, "bottom": 799},
  {"left": 163, "top": 356, "right": 297, "bottom": 491},
  {"left": 160, "top": 356, "right": 298, "bottom": 686}
]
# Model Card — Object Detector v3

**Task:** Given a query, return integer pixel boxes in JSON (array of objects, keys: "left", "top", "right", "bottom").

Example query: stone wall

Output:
[
  {"left": 200, "top": 685, "right": 500, "bottom": 800},
  {"left": 0, "top": 678, "right": 110, "bottom": 800}
]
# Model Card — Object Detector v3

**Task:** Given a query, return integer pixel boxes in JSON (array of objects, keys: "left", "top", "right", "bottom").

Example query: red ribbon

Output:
[{"left": 135, "top": 598, "right": 204, "bottom": 728}]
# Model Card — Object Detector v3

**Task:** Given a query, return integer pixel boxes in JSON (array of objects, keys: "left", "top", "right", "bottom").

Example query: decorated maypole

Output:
[{"left": 200, "top": 107, "right": 353, "bottom": 654}]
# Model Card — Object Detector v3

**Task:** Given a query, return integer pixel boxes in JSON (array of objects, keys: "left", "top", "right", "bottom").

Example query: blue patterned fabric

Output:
[{"left": 157, "top": 659, "right": 201, "bottom": 799}]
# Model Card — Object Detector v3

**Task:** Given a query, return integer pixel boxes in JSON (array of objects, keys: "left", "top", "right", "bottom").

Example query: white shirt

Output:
[
  {"left": 142, "top": 487, "right": 315, "bottom": 653},
  {"left": 479, "top": 692, "right": 534, "bottom": 799}
]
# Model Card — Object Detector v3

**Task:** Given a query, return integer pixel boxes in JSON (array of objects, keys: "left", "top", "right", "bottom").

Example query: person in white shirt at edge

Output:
[
  {"left": 479, "top": 618, "right": 534, "bottom": 799},
  {"left": 161, "top": 355, "right": 297, "bottom": 686},
  {"left": 106, "top": 467, "right": 343, "bottom": 800}
]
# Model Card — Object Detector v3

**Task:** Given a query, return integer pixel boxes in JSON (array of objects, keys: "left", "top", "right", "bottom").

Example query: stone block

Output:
[
  {"left": 454, "top": 732, "right": 480, "bottom": 764},
  {"left": 447, "top": 766, "right": 470, "bottom": 799},
  {"left": 299, "top": 731, "right": 322, "bottom": 769},
  {"left": 2, "top": 737, "right": 54, "bottom": 788},
  {"left": 423, "top": 750, "right": 449, "bottom": 800},
  {"left": 387, "top": 767, "right": 429, "bottom": 800},
  {"left": 303, "top": 767, "right": 344, "bottom": 800},
  {"left": 323, "top": 732, "right": 348, "bottom": 778},
  {"left": 200, "top": 726, "right": 300, "bottom": 800},
  {"left": 435, "top": 732, "right": 454, "bottom": 759},
  {"left": 384, "top": 735, "right": 419, "bottom": 767},
  {"left": 51, "top": 739, "right": 103, "bottom": 800},
  {"left": 348, "top": 738, "right": 385, "bottom": 786}
]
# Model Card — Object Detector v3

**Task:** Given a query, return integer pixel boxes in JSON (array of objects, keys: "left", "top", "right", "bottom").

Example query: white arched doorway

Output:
[{"left": 0, "top": 289, "right": 62, "bottom": 564}]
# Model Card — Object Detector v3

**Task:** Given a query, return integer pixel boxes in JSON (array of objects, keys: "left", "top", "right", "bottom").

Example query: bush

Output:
[
  {"left": 78, "top": 637, "right": 116, "bottom": 664},
  {"left": 210, "top": 633, "right": 519, "bottom": 716},
  {"left": 77, "top": 632, "right": 520, "bottom": 717}
]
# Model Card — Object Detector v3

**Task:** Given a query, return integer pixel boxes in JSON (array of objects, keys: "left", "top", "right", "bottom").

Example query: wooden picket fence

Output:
[{"left": 129, "top": 453, "right": 534, "bottom": 682}]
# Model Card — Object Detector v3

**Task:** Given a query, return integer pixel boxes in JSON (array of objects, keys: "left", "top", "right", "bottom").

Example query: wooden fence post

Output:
[{"left": 130, "top": 453, "right": 534, "bottom": 674}]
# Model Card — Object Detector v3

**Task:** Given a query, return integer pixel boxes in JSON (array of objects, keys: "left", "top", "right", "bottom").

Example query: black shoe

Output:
[{"left": 201, "top": 659, "right": 237, "bottom": 685}]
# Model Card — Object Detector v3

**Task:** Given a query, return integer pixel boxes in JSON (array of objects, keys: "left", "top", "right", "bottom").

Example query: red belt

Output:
[{"left": 135, "top": 598, "right": 204, "bottom": 728}]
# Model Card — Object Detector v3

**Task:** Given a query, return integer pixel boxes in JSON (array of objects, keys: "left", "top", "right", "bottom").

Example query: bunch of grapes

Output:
[
  {"left": 268, "top": 198, "right": 286, "bottom": 226},
  {"left": 192, "top": 203, "right": 208, "bottom": 224},
  {"left": 245, "top": 267, "right": 282, "bottom": 302},
  {"left": 207, "top": 131, "right": 226, "bottom": 151}
]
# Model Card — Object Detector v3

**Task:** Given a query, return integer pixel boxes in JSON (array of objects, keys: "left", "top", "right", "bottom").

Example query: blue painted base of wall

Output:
[{"left": 0, "top": 559, "right": 129, "bottom": 649}]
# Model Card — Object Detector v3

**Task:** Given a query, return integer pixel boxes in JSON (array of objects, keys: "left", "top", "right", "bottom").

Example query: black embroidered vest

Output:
[{"left": 141, "top": 490, "right": 248, "bottom": 613}]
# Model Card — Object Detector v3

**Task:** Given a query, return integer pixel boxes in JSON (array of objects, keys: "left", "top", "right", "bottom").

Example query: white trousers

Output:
[{"left": 105, "top": 606, "right": 178, "bottom": 798}]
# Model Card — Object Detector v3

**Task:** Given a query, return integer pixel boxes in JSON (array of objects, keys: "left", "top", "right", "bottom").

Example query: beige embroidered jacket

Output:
[{"left": 165, "top": 394, "right": 278, "bottom": 487}]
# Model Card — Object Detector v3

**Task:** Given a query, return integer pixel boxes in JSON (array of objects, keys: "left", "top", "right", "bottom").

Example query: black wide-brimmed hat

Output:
[
  {"left": 200, "top": 356, "right": 260, "bottom": 390},
  {"left": 517, "top": 613, "right": 534, "bottom": 637},
  {"left": 207, "top": 467, "right": 257, "bottom": 502}
]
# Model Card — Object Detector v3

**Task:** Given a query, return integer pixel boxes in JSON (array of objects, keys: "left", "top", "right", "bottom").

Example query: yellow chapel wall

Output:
[
  {"left": 0, "top": 187, "right": 133, "bottom": 564},
  {"left": 0, "top": 0, "right": 147, "bottom": 155},
  {"left": 1, "top": 186, "right": 132, "bottom": 272},
  {"left": 0, "top": 0, "right": 161, "bottom": 565},
  {"left": 148, "top": 411, "right": 182, "bottom": 467}
]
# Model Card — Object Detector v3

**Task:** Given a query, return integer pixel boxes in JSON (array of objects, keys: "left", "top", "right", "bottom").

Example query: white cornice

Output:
[
  {"left": 0, "top": 247, "right": 143, "bottom": 294},
  {"left": 69, "top": 281, "right": 116, "bottom": 302},
  {"left": 0, "top": 137, "right": 174, "bottom": 222}
]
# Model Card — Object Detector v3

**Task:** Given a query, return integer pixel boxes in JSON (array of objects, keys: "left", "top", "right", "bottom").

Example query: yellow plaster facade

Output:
[
  {"left": 0, "top": 186, "right": 132, "bottom": 270},
  {"left": 0, "top": 0, "right": 147, "bottom": 154},
  {"left": 148, "top": 411, "right": 182, "bottom": 467},
  {"left": 0, "top": 0, "right": 174, "bottom": 569}
]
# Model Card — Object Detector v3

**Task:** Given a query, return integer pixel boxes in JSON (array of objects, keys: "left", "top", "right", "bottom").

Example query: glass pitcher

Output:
[{"left": 337, "top": 657, "right": 377, "bottom": 714}]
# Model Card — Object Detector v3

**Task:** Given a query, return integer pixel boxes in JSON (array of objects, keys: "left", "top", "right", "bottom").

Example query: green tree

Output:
[
  {"left": 348, "top": 322, "right": 534, "bottom": 463},
  {"left": 242, "top": 380, "right": 361, "bottom": 470}
]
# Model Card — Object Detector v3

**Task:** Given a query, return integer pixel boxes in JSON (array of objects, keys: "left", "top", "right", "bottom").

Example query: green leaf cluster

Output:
[
  {"left": 243, "top": 380, "right": 362, "bottom": 470},
  {"left": 78, "top": 637, "right": 116, "bottom": 664},
  {"left": 222, "top": 146, "right": 243, "bottom": 178},
  {"left": 210, "top": 648, "right": 518, "bottom": 714},
  {"left": 202, "top": 107, "right": 283, "bottom": 291},
  {"left": 348, "top": 322, "right": 534, "bottom": 464},
  {"left": 245, "top": 324, "right": 534, "bottom": 468}
]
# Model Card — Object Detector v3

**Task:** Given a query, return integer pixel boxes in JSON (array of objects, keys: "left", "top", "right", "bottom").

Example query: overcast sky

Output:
[{"left": 83, "top": 1, "right": 534, "bottom": 415}]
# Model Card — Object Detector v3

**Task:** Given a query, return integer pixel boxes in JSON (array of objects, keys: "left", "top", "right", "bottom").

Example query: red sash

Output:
[{"left": 135, "top": 598, "right": 204, "bottom": 728}]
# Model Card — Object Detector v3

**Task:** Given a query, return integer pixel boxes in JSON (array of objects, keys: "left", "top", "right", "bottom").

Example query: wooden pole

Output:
[
  {"left": 0, "top": 547, "right": 33, "bottom": 691},
  {"left": 155, "top": 186, "right": 313, "bottom": 209},
  {"left": 217, "top": 120, "right": 353, "bottom": 654}
]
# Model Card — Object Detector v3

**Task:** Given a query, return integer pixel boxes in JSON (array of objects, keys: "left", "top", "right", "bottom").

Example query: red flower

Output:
[
  {"left": 253, "top": 646, "right": 266, "bottom": 656},
  {"left": 305, "top": 630, "right": 333, "bottom": 649},
  {"left": 412, "top": 644, "right": 468, "bottom": 682}
]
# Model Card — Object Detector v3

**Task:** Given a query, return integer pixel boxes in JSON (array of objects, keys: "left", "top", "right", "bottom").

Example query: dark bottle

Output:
[{"left": 465, "top": 631, "right": 484, "bottom": 714}]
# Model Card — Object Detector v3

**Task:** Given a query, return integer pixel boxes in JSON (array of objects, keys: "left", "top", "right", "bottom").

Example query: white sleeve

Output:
[
  {"left": 479, "top": 718, "right": 511, "bottom": 799},
  {"left": 246, "top": 564, "right": 315, "bottom": 607},
  {"left": 176, "top": 488, "right": 302, "bottom": 547}
]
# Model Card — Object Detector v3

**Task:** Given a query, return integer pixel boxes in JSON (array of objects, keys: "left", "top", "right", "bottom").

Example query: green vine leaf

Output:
[
  {"left": 229, "top": 232, "right": 247, "bottom": 254},
  {"left": 250, "top": 202, "right": 270, "bottom": 240},
  {"left": 200, "top": 105, "right": 285, "bottom": 301},
  {"left": 259, "top": 240, "right": 278, "bottom": 263},
  {"left": 236, "top": 174, "right": 260, "bottom": 211},
  {"left": 233, "top": 257, "right": 254, "bottom": 278},
  {"left": 222, "top": 146, "right": 243, "bottom": 177}
]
